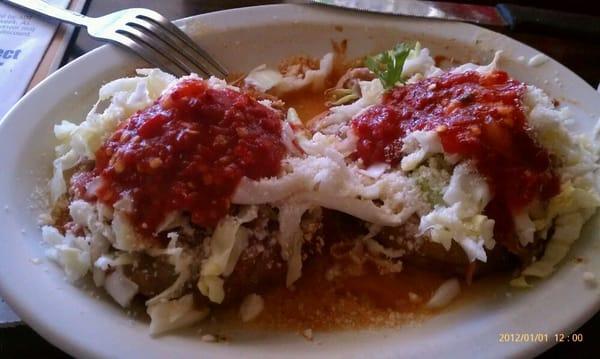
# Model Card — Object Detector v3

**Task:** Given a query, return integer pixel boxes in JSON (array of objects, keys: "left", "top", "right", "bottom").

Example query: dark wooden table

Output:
[{"left": 2, "top": 1, "right": 599, "bottom": 357}]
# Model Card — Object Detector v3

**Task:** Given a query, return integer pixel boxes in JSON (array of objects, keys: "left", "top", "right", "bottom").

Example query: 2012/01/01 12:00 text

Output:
[{"left": 498, "top": 333, "right": 584, "bottom": 343}]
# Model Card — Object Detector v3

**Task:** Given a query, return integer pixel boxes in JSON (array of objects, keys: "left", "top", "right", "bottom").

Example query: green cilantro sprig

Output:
[{"left": 365, "top": 43, "right": 415, "bottom": 89}]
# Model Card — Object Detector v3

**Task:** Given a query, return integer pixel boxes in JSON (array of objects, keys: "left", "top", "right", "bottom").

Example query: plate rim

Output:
[{"left": 0, "top": 4, "right": 598, "bottom": 358}]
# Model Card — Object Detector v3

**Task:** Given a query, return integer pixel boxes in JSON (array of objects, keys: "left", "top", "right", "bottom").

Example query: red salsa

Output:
[
  {"left": 352, "top": 71, "right": 560, "bottom": 252},
  {"left": 75, "top": 78, "right": 286, "bottom": 235}
]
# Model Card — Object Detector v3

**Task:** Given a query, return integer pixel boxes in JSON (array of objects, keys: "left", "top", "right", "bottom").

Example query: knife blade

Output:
[
  {"left": 309, "top": 0, "right": 600, "bottom": 38},
  {"left": 311, "top": 0, "right": 507, "bottom": 26}
]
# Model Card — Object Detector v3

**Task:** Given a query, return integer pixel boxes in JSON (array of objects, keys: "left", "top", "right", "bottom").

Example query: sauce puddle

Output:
[
  {"left": 280, "top": 89, "right": 329, "bottom": 122},
  {"left": 253, "top": 261, "right": 449, "bottom": 331}
]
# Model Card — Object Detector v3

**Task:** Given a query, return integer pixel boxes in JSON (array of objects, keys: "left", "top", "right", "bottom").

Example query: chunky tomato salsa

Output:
[
  {"left": 352, "top": 71, "right": 560, "bottom": 252},
  {"left": 73, "top": 78, "right": 286, "bottom": 234}
]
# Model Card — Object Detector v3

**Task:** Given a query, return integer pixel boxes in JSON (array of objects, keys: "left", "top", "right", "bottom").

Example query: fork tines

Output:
[{"left": 116, "top": 10, "right": 228, "bottom": 78}]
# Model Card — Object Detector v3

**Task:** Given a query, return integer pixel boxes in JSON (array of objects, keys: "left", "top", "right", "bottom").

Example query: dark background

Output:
[{"left": 2, "top": 0, "right": 599, "bottom": 357}]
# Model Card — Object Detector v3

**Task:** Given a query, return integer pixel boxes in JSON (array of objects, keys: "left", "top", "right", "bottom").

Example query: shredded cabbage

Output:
[
  {"left": 244, "top": 64, "right": 283, "bottom": 92},
  {"left": 419, "top": 163, "right": 495, "bottom": 262},
  {"left": 311, "top": 78, "right": 384, "bottom": 134},
  {"left": 104, "top": 268, "right": 139, "bottom": 307},
  {"left": 49, "top": 69, "right": 176, "bottom": 204},
  {"left": 510, "top": 86, "right": 600, "bottom": 286},
  {"left": 239, "top": 293, "right": 265, "bottom": 322},
  {"left": 147, "top": 294, "right": 209, "bottom": 336},
  {"left": 512, "top": 183, "right": 600, "bottom": 286},
  {"left": 198, "top": 206, "right": 258, "bottom": 303},
  {"left": 277, "top": 202, "right": 312, "bottom": 286},
  {"left": 403, "top": 43, "right": 443, "bottom": 80},
  {"left": 400, "top": 130, "right": 443, "bottom": 171},
  {"left": 42, "top": 226, "right": 91, "bottom": 282},
  {"left": 426, "top": 278, "right": 461, "bottom": 309},
  {"left": 244, "top": 53, "right": 334, "bottom": 95},
  {"left": 451, "top": 51, "right": 502, "bottom": 75}
]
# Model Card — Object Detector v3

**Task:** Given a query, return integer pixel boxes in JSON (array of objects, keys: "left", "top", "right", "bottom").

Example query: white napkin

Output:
[
  {"left": 0, "top": 0, "right": 70, "bottom": 118},
  {"left": 0, "top": 0, "right": 69, "bottom": 325}
]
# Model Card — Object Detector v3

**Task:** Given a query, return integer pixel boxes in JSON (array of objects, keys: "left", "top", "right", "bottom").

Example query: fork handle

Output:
[{"left": 3, "top": 0, "right": 89, "bottom": 27}]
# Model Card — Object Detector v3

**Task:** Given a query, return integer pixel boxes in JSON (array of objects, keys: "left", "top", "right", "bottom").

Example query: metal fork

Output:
[{"left": 3, "top": 0, "right": 228, "bottom": 78}]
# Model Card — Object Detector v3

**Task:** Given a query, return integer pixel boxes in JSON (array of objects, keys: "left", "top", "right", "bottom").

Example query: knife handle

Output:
[{"left": 496, "top": 4, "right": 600, "bottom": 38}]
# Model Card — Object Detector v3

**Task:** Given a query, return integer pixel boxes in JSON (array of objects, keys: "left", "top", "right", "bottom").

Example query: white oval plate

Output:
[{"left": 0, "top": 4, "right": 598, "bottom": 359}]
